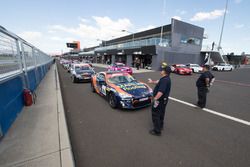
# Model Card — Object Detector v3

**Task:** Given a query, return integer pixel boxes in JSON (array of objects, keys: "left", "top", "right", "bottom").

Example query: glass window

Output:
[{"left": 181, "top": 36, "right": 201, "bottom": 46}]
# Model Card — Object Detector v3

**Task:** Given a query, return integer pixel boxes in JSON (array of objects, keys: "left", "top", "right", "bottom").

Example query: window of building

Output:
[{"left": 180, "top": 36, "right": 201, "bottom": 46}]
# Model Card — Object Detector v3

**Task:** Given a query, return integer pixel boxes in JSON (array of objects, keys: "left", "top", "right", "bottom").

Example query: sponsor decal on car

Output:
[{"left": 118, "top": 83, "right": 147, "bottom": 91}]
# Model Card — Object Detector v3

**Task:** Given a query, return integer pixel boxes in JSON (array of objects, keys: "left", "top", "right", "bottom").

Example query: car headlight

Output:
[
  {"left": 119, "top": 93, "right": 132, "bottom": 100},
  {"left": 76, "top": 74, "right": 82, "bottom": 78}
]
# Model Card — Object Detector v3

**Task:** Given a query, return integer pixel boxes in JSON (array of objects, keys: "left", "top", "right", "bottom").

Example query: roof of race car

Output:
[{"left": 73, "top": 63, "right": 90, "bottom": 67}]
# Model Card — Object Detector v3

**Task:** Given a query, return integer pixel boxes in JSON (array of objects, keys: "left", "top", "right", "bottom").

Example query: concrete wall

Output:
[
  {"left": 151, "top": 19, "right": 204, "bottom": 70},
  {"left": 0, "top": 62, "right": 53, "bottom": 137}
]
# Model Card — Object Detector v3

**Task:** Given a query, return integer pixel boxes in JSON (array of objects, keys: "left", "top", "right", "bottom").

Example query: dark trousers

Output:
[
  {"left": 197, "top": 87, "right": 208, "bottom": 108},
  {"left": 136, "top": 63, "right": 140, "bottom": 70},
  {"left": 152, "top": 99, "right": 168, "bottom": 133}
]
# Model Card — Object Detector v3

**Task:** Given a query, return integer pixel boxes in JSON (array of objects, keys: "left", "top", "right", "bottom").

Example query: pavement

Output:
[
  {"left": 0, "top": 64, "right": 74, "bottom": 167},
  {"left": 58, "top": 64, "right": 250, "bottom": 167},
  {"left": 92, "top": 63, "right": 155, "bottom": 73}
]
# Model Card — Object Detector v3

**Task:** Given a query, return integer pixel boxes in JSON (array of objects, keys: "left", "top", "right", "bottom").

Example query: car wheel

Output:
[
  {"left": 230, "top": 68, "right": 232, "bottom": 71},
  {"left": 222, "top": 68, "right": 224, "bottom": 71},
  {"left": 109, "top": 93, "right": 117, "bottom": 108},
  {"left": 91, "top": 82, "right": 96, "bottom": 93},
  {"left": 72, "top": 76, "right": 77, "bottom": 83}
]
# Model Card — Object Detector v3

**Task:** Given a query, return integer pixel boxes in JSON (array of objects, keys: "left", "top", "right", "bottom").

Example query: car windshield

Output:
[
  {"left": 116, "top": 64, "right": 125, "bottom": 68},
  {"left": 108, "top": 74, "right": 135, "bottom": 84},
  {"left": 75, "top": 66, "right": 90, "bottom": 70},
  {"left": 190, "top": 64, "right": 199, "bottom": 67},
  {"left": 177, "top": 65, "right": 187, "bottom": 68}
]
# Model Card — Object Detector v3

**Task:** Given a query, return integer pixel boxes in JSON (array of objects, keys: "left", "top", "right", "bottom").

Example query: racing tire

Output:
[
  {"left": 72, "top": 76, "right": 77, "bottom": 83},
  {"left": 109, "top": 93, "right": 118, "bottom": 108}
]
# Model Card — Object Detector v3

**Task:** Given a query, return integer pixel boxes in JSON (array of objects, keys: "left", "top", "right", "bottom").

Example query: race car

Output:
[
  {"left": 212, "top": 63, "right": 234, "bottom": 71},
  {"left": 91, "top": 71, "right": 153, "bottom": 109},
  {"left": 171, "top": 64, "right": 192, "bottom": 75},
  {"left": 186, "top": 64, "right": 203, "bottom": 73},
  {"left": 70, "top": 63, "right": 95, "bottom": 83},
  {"left": 107, "top": 63, "right": 133, "bottom": 75}
]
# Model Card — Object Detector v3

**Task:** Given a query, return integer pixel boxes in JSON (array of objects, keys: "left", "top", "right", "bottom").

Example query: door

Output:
[{"left": 96, "top": 73, "right": 107, "bottom": 96}]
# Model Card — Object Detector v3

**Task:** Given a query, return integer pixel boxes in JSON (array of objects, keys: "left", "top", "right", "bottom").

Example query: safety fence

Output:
[{"left": 0, "top": 26, "right": 53, "bottom": 138}]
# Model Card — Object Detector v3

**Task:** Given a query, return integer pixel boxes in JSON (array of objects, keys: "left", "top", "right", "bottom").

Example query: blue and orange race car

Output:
[{"left": 91, "top": 71, "right": 153, "bottom": 109}]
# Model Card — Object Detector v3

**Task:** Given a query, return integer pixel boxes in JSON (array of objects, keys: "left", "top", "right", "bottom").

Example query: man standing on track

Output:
[
  {"left": 148, "top": 62, "right": 171, "bottom": 136},
  {"left": 196, "top": 65, "right": 215, "bottom": 109}
]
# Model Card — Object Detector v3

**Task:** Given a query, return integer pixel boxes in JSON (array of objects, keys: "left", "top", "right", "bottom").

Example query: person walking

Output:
[
  {"left": 148, "top": 62, "right": 171, "bottom": 136},
  {"left": 196, "top": 65, "right": 215, "bottom": 109},
  {"left": 135, "top": 57, "right": 140, "bottom": 70}
]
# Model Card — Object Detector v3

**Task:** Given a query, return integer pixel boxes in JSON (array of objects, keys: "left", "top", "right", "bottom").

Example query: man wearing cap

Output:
[
  {"left": 148, "top": 62, "right": 171, "bottom": 136},
  {"left": 196, "top": 65, "right": 215, "bottom": 109}
]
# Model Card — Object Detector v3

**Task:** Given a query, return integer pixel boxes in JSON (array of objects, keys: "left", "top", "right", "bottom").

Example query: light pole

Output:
[
  {"left": 121, "top": 30, "right": 135, "bottom": 46},
  {"left": 218, "top": 0, "right": 229, "bottom": 51}
]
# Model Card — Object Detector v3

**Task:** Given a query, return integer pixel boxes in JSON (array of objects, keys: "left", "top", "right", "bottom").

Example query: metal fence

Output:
[{"left": 0, "top": 26, "right": 52, "bottom": 81}]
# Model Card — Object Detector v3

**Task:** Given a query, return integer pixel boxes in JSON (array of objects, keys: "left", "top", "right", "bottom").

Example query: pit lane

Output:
[{"left": 57, "top": 63, "right": 250, "bottom": 167}]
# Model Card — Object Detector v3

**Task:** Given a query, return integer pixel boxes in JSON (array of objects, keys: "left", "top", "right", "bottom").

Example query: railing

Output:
[
  {"left": 0, "top": 26, "right": 53, "bottom": 137},
  {"left": 95, "top": 37, "right": 170, "bottom": 52},
  {"left": 0, "top": 27, "right": 52, "bottom": 81}
]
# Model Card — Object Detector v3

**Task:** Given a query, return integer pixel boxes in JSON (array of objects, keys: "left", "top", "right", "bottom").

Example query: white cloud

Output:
[
  {"left": 234, "top": 0, "right": 242, "bottom": 4},
  {"left": 234, "top": 24, "right": 244, "bottom": 29},
  {"left": 172, "top": 16, "right": 182, "bottom": 21},
  {"left": 48, "top": 16, "right": 134, "bottom": 49},
  {"left": 78, "top": 17, "right": 89, "bottom": 23},
  {"left": 190, "top": 9, "right": 225, "bottom": 22},
  {"left": 18, "top": 31, "right": 42, "bottom": 41}
]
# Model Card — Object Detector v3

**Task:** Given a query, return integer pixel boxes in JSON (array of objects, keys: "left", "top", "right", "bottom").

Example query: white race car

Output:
[
  {"left": 212, "top": 63, "right": 234, "bottom": 71},
  {"left": 186, "top": 64, "right": 203, "bottom": 73}
]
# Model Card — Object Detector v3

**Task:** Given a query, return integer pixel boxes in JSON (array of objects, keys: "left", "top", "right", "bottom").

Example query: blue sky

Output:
[{"left": 0, "top": 0, "right": 249, "bottom": 54}]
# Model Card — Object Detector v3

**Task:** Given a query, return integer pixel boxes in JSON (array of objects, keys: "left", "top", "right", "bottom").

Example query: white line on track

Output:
[{"left": 169, "top": 97, "right": 250, "bottom": 126}]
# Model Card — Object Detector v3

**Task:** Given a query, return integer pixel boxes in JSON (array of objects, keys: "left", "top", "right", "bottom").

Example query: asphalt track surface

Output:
[{"left": 58, "top": 63, "right": 250, "bottom": 167}]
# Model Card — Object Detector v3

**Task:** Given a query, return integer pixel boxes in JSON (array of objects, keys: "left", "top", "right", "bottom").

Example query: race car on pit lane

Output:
[
  {"left": 171, "top": 64, "right": 192, "bottom": 75},
  {"left": 107, "top": 62, "right": 133, "bottom": 75},
  {"left": 70, "top": 63, "right": 95, "bottom": 83},
  {"left": 91, "top": 71, "right": 153, "bottom": 109}
]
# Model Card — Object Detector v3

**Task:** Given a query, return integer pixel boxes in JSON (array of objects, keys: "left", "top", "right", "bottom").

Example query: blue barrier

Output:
[
  {"left": 0, "top": 75, "right": 24, "bottom": 135},
  {"left": 0, "top": 62, "right": 53, "bottom": 136},
  {"left": 27, "top": 69, "right": 37, "bottom": 92}
]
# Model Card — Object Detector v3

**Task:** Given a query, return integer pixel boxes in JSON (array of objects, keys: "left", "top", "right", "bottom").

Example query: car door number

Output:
[{"left": 101, "top": 85, "right": 106, "bottom": 96}]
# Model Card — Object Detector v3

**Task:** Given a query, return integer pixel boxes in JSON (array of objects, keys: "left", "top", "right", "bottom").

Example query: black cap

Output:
[{"left": 161, "top": 66, "right": 172, "bottom": 74}]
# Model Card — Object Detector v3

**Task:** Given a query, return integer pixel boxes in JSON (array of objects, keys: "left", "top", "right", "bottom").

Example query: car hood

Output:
[
  {"left": 114, "top": 81, "right": 151, "bottom": 97},
  {"left": 177, "top": 67, "right": 191, "bottom": 71}
]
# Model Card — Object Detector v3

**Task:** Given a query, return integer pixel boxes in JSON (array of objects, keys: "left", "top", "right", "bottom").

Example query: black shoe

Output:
[
  {"left": 149, "top": 130, "right": 161, "bottom": 136},
  {"left": 195, "top": 104, "right": 204, "bottom": 109}
]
